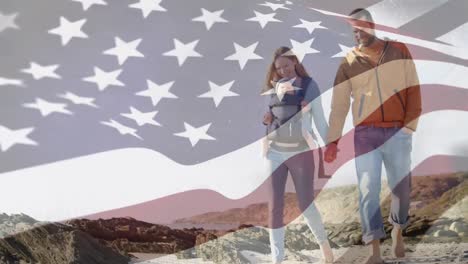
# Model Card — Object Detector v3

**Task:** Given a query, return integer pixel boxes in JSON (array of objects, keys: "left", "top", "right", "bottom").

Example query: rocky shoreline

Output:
[
  {"left": 0, "top": 173, "right": 466, "bottom": 263},
  {"left": 0, "top": 213, "right": 466, "bottom": 263}
]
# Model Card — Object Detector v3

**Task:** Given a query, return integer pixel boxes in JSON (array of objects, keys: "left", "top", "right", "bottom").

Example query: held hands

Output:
[
  {"left": 324, "top": 143, "right": 339, "bottom": 163},
  {"left": 263, "top": 112, "right": 273, "bottom": 125}
]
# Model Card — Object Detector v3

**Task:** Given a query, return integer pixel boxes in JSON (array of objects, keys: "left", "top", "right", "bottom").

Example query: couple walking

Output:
[{"left": 261, "top": 8, "right": 422, "bottom": 264}]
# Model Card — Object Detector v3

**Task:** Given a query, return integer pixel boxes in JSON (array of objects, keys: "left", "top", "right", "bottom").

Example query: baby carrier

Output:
[
  {"left": 266, "top": 77, "right": 311, "bottom": 143},
  {"left": 266, "top": 76, "right": 330, "bottom": 178}
]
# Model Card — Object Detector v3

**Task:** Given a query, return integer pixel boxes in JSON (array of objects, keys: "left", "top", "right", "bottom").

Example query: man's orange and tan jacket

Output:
[{"left": 327, "top": 41, "right": 422, "bottom": 144}]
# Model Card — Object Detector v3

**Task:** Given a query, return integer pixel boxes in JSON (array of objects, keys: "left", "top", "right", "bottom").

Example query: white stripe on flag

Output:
[
  {"left": 436, "top": 22, "right": 468, "bottom": 48},
  {"left": 367, "top": 0, "right": 450, "bottom": 28},
  {"left": 0, "top": 77, "right": 23, "bottom": 86},
  {"left": 309, "top": 8, "right": 349, "bottom": 18}
]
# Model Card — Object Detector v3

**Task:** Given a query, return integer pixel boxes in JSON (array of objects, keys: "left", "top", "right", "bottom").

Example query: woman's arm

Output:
[
  {"left": 303, "top": 79, "right": 329, "bottom": 143},
  {"left": 262, "top": 93, "right": 273, "bottom": 157},
  {"left": 301, "top": 111, "right": 318, "bottom": 150},
  {"left": 262, "top": 137, "right": 269, "bottom": 158},
  {"left": 310, "top": 94, "right": 329, "bottom": 143}
]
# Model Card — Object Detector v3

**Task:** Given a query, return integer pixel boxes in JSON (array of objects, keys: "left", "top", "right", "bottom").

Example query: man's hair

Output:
[{"left": 349, "top": 8, "right": 373, "bottom": 22}]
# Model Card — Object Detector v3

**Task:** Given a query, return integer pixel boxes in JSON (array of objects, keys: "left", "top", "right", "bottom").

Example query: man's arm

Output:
[
  {"left": 327, "top": 63, "right": 352, "bottom": 144},
  {"left": 402, "top": 46, "right": 422, "bottom": 131}
]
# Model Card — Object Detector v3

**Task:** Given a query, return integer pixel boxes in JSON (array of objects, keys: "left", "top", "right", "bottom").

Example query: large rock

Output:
[
  {"left": 326, "top": 222, "right": 362, "bottom": 247},
  {"left": 449, "top": 221, "right": 467, "bottom": 234},
  {"left": 0, "top": 213, "right": 41, "bottom": 238},
  {"left": 433, "top": 230, "right": 459, "bottom": 238},
  {"left": 196, "top": 237, "right": 251, "bottom": 264},
  {"left": 177, "top": 226, "right": 270, "bottom": 263},
  {"left": 404, "top": 218, "right": 433, "bottom": 236},
  {"left": 0, "top": 222, "right": 129, "bottom": 264},
  {"left": 195, "top": 232, "right": 218, "bottom": 246},
  {"left": 285, "top": 224, "right": 320, "bottom": 251}
]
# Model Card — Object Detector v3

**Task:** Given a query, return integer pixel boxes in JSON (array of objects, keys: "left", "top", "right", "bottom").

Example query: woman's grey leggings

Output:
[{"left": 265, "top": 147, "right": 328, "bottom": 262}]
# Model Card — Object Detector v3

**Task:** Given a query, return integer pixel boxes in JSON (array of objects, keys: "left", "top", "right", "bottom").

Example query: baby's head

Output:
[{"left": 271, "top": 77, "right": 296, "bottom": 94}]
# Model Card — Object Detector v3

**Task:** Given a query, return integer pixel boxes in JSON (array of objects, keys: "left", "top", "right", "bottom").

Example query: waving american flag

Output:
[{"left": 1, "top": 0, "right": 467, "bottom": 247}]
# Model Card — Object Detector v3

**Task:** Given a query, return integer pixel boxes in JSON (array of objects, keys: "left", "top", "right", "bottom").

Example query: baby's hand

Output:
[{"left": 278, "top": 82, "right": 294, "bottom": 94}]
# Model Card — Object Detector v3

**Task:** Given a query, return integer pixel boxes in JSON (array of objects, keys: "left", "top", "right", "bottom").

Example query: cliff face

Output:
[{"left": 66, "top": 217, "right": 218, "bottom": 255}]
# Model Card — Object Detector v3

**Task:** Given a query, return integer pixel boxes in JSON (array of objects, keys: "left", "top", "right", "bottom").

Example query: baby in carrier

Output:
[
  {"left": 261, "top": 75, "right": 333, "bottom": 264},
  {"left": 262, "top": 76, "right": 317, "bottom": 156}
]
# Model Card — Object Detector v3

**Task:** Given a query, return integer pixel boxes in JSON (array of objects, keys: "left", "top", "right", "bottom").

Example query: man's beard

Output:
[{"left": 358, "top": 35, "right": 376, "bottom": 50}]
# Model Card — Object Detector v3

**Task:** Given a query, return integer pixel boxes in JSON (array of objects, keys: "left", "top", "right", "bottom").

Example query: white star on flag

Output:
[
  {"left": 0, "top": 12, "right": 19, "bottom": 32},
  {"left": 290, "top": 38, "right": 319, "bottom": 62},
  {"left": 246, "top": 11, "right": 281, "bottom": 28},
  {"left": 83, "top": 67, "right": 124, "bottom": 91},
  {"left": 224, "top": 42, "right": 263, "bottom": 70},
  {"left": 332, "top": 43, "right": 354, "bottom": 58},
  {"left": 103, "top": 37, "right": 144, "bottom": 65},
  {"left": 198, "top": 81, "right": 239, "bottom": 107},
  {"left": 101, "top": 119, "right": 142, "bottom": 140},
  {"left": 0, "top": 126, "right": 37, "bottom": 152},
  {"left": 71, "top": 0, "right": 107, "bottom": 11},
  {"left": 58, "top": 92, "right": 98, "bottom": 108},
  {"left": 48, "top": 17, "right": 88, "bottom": 46},
  {"left": 259, "top": 2, "right": 290, "bottom": 11},
  {"left": 163, "top": 39, "right": 203, "bottom": 66},
  {"left": 21, "top": 62, "right": 61, "bottom": 80},
  {"left": 174, "top": 122, "right": 216, "bottom": 147},
  {"left": 192, "top": 8, "right": 228, "bottom": 30},
  {"left": 23, "top": 98, "right": 73, "bottom": 117},
  {"left": 293, "top": 19, "right": 327, "bottom": 34},
  {"left": 136, "top": 80, "right": 177, "bottom": 106},
  {"left": 129, "top": 0, "right": 167, "bottom": 18},
  {"left": 121, "top": 106, "right": 161, "bottom": 127}
]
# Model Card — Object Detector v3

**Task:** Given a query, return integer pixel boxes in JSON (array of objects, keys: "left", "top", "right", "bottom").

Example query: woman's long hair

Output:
[{"left": 262, "top": 46, "right": 310, "bottom": 93}]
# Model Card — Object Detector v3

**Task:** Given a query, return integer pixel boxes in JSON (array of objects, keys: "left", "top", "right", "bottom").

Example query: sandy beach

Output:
[{"left": 131, "top": 242, "right": 468, "bottom": 263}]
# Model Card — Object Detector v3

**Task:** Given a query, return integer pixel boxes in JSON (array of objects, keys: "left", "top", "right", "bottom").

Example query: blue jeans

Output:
[
  {"left": 265, "top": 147, "right": 328, "bottom": 262},
  {"left": 354, "top": 126, "right": 412, "bottom": 244}
]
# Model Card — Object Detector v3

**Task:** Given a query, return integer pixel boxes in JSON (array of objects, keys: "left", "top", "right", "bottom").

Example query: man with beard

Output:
[{"left": 325, "top": 8, "right": 422, "bottom": 264}]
